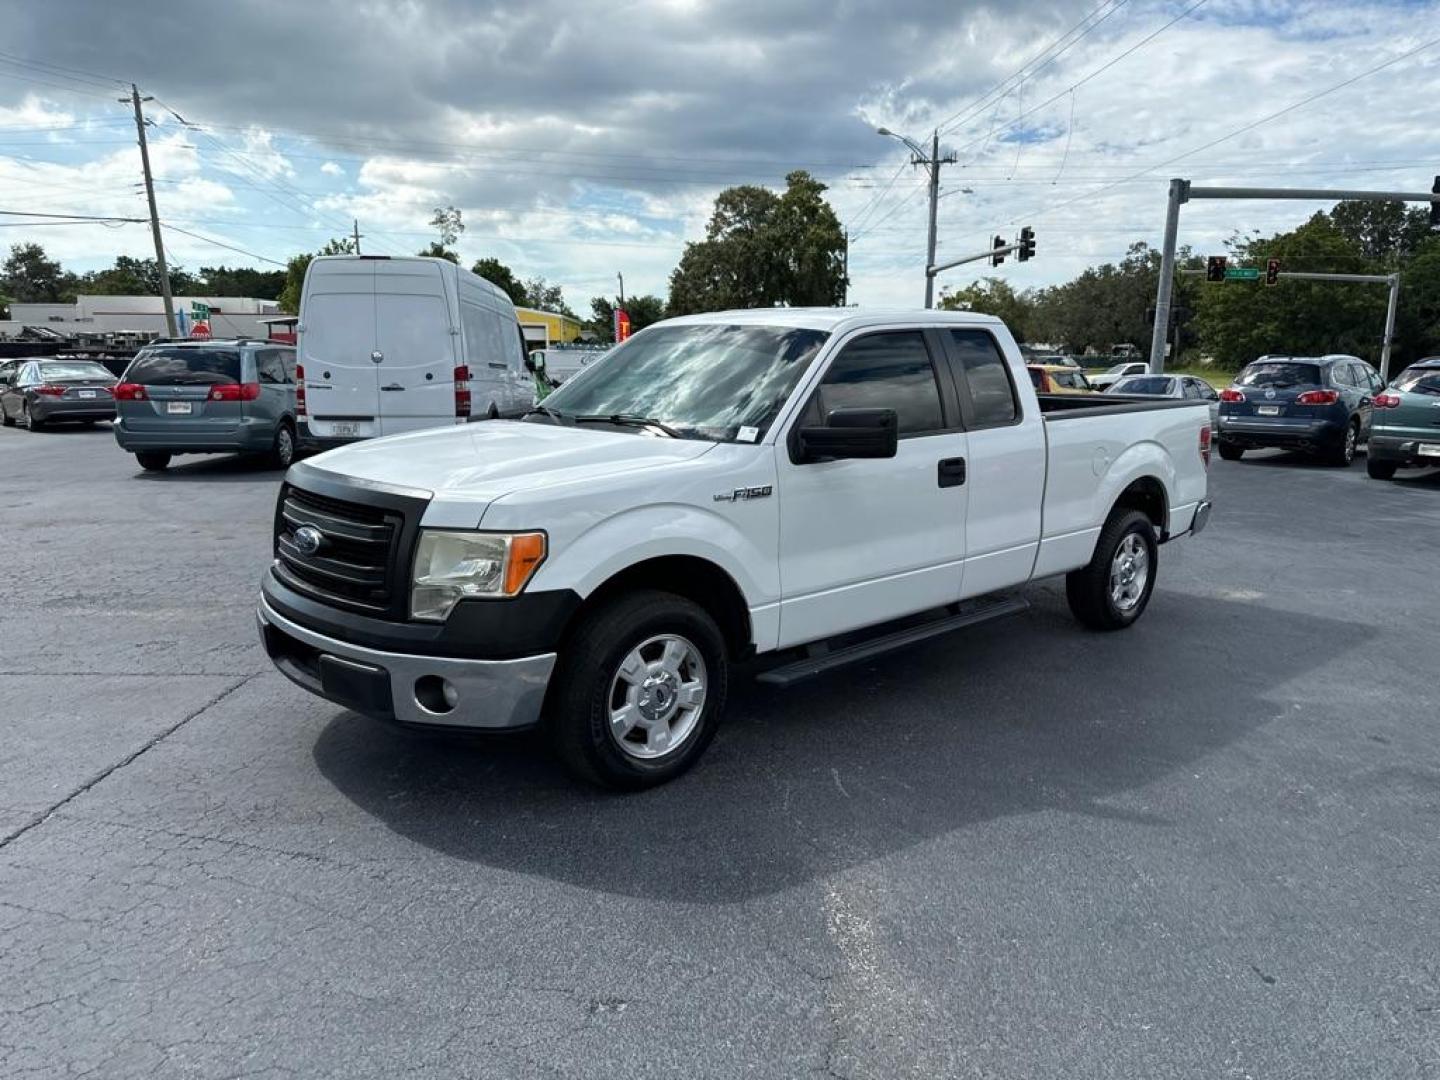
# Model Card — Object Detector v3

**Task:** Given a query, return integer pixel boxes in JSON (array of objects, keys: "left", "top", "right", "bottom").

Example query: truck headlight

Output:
[{"left": 410, "top": 530, "right": 547, "bottom": 621}]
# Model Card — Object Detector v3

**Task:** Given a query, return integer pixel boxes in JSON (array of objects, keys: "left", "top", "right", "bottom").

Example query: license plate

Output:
[
  {"left": 330, "top": 422, "right": 360, "bottom": 437},
  {"left": 79, "top": 390, "right": 97, "bottom": 399},
  {"left": 166, "top": 401, "right": 192, "bottom": 415},
  {"left": 1257, "top": 405, "right": 1280, "bottom": 416},
  {"left": 1419, "top": 443, "right": 1440, "bottom": 458}
]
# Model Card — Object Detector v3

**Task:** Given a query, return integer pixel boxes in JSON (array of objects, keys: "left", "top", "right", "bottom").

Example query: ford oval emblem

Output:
[{"left": 294, "top": 525, "right": 325, "bottom": 557}]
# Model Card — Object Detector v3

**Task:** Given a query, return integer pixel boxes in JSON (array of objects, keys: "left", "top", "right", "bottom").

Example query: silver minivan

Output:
[{"left": 112, "top": 339, "right": 298, "bottom": 472}]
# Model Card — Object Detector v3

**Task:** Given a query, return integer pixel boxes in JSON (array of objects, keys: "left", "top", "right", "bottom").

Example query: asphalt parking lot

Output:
[{"left": 2, "top": 424, "right": 1438, "bottom": 1079}]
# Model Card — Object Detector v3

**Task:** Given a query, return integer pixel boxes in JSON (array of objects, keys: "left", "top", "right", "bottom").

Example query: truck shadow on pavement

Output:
[{"left": 311, "top": 588, "right": 1369, "bottom": 904}]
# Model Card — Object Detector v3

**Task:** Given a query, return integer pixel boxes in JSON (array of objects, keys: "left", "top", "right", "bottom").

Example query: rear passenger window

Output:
[
  {"left": 256, "top": 349, "right": 288, "bottom": 385},
  {"left": 1331, "top": 365, "right": 1354, "bottom": 388},
  {"left": 949, "top": 330, "right": 1019, "bottom": 426},
  {"left": 812, "top": 331, "right": 944, "bottom": 435}
]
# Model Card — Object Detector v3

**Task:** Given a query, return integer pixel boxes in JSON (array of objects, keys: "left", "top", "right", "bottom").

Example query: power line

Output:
[
  {"left": 0, "top": 50, "right": 128, "bottom": 89},
  {"left": 0, "top": 208, "right": 144, "bottom": 222},
  {"left": 160, "top": 223, "right": 288, "bottom": 266}
]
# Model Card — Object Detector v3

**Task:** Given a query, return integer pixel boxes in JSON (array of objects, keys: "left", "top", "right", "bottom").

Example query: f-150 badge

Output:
[{"left": 713, "top": 485, "right": 773, "bottom": 503}]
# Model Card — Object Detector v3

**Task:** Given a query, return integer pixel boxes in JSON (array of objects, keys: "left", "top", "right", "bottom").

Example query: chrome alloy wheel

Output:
[
  {"left": 1110, "top": 533, "right": 1150, "bottom": 613},
  {"left": 607, "top": 634, "right": 707, "bottom": 760}
]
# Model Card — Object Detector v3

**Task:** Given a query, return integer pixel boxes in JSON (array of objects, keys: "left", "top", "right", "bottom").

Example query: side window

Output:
[
  {"left": 255, "top": 349, "right": 287, "bottom": 385},
  {"left": 1330, "top": 364, "right": 1353, "bottom": 388},
  {"left": 280, "top": 349, "right": 296, "bottom": 383},
  {"left": 1199, "top": 381, "right": 1219, "bottom": 401},
  {"left": 810, "top": 331, "right": 944, "bottom": 436}
]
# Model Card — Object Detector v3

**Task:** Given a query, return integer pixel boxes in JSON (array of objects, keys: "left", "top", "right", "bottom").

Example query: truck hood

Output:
[{"left": 299, "top": 419, "right": 716, "bottom": 507}]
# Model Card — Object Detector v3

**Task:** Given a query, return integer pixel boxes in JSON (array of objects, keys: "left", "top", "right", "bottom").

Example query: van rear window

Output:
[
  {"left": 1394, "top": 367, "right": 1440, "bottom": 396},
  {"left": 127, "top": 347, "right": 241, "bottom": 385}
]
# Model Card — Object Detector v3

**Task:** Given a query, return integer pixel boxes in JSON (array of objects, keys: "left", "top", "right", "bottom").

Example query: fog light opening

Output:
[{"left": 415, "top": 675, "right": 457, "bottom": 714}]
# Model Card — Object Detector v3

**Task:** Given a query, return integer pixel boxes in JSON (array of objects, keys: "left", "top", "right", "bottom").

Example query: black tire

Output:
[
  {"left": 21, "top": 401, "right": 42, "bottom": 431},
  {"left": 1066, "top": 508, "right": 1159, "bottom": 632},
  {"left": 547, "top": 589, "right": 729, "bottom": 790},
  {"left": 1217, "top": 441, "right": 1244, "bottom": 461},
  {"left": 0, "top": 406, "right": 13, "bottom": 428},
  {"left": 1367, "top": 457, "right": 1398, "bottom": 481},
  {"left": 135, "top": 450, "right": 172, "bottom": 472},
  {"left": 269, "top": 421, "right": 296, "bottom": 469},
  {"left": 1328, "top": 421, "right": 1358, "bottom": 467}
]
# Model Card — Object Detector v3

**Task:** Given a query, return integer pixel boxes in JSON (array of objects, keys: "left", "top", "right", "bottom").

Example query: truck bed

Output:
[{"left": 1037, "top": 393, "right": 1202, "bottom": 420}]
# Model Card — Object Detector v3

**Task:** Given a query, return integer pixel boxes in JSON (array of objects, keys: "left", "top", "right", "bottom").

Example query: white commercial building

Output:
[{"left": 0, "top": 294, "right": 285, "bottom": 343}]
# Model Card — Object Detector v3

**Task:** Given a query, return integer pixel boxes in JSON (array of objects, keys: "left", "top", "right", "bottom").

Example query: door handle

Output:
[
  {"left": 380, "top": 383, "right": 405, "bottom": 391},
  {"left": 938, "top": 457, "right": 966, "bottom": 488}
]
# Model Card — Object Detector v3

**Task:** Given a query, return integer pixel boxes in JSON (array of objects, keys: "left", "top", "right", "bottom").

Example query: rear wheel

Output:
[
  {"left": 1367, "top": 457, "right": 1398, "bottom": 481},
  {"left": 1, "top": 405, "right": 13, "bottom": 427},
  {"left": 1328, "top": 421, "right": 1358, "bottom": 467},
  {"left": 547, "top": 589, "right": 728, "bottom": 790},
  {"left": 21, "top": 401, "right": 42, "bottom": 431},
  {"left": 1217, "top": 441, "right": 1244, "bottom": 461},
  {"left": 135, "top": 450, "right": 171, "bottom": 472},
  {"left": 1066, "top": 509, "right": 1158, "bottom": 631},
  {"left": 269, "top": 422, "right": 296, "bottom": 469}
]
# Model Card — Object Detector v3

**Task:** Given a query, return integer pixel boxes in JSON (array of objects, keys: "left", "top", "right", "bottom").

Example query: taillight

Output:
[
  {"left": 34, "top": 384, "right": 67, "bottom": 397},
  {"left": 1295, "top": 389, "right": 1340, "bottom": 405},
  {"left": 454, "top": 365, "right": 471, "bottom": 418},
  {"left": 208, "top": 382, "right": 261, "bottom": 402},
  {"left": 1199, "top": 424, "right": 1212, "bottom": 468},
  {"left": 114, "top": 382, "right": 147, "bottom": 401},
  {"left": 295, "top": 364, "right": 307, "bottom": 418},
  {"left": 1219, "top": 388, "right": 1245, "bottom": 403},
  {"left": 1373, "top": 392, "right": 1402, "bottom": 409}
]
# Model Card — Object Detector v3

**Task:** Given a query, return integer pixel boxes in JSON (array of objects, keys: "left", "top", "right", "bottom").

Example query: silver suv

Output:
[{"left": 112, "top": 339, "right": 298, "bottom": 472}]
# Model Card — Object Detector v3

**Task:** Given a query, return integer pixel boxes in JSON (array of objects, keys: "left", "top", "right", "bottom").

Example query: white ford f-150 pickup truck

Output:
[{"left": 258, "top": 309, "right": 1212, "bottom": 788}]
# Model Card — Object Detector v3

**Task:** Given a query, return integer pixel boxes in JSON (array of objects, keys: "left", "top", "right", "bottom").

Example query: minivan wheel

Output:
[
  {"left": 270, "top": 422, "right": 296, "bottom": 469},
  {"left": 1329, "top": 422, "right": 1358, "bottom": 467},
  {"left": 547, "top": 589, "right": 728, "bottom": 790},
  {"left": 1367, "top": 457, "right": 1398, "bottom": 481},
  {"left": 135, "top": 450, "right": 171, "bottom": 472},
  {"left": 1066, "top": 509, "right": 1158, "bottom": 631}
]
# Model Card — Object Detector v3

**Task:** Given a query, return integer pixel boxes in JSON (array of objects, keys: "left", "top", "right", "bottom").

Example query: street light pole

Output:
[{"left": 877, "top": 127, "right": 956, "bottom": 309}]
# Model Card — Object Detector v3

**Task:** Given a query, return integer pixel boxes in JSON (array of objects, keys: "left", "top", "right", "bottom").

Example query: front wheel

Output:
[
  {"left": 1367, "top": 458, "right": 1398, "bottom": 481},
  {"left": 135, "top": 450, "right": 171, "bottom": 472},
  {"left": 1066, "top": 509, "right": 1159, "bottom": 631},
  {"left": 547, "top": 590, "right": 728, "bottom": 790}
]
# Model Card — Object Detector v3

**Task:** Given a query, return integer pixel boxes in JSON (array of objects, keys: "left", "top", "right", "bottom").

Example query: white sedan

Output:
[{"left": 1109, "top": 373, "right": 1221, "bottom": 428}]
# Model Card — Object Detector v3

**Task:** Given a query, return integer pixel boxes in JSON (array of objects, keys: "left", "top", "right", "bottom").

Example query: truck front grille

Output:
[{"left": 274, "top": 485, "right": 405, "bottom": 615}]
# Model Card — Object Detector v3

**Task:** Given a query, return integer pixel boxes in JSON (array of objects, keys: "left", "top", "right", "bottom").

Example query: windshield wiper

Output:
[
  {"left": 522, "top": 404, "right": 570, "bottom": 424},
  {"left": 574, "top": 413, "right": 682, "bottom": 438}
]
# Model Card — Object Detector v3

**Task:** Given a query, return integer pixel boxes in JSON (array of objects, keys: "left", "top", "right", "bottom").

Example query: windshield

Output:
[
  {"left": 1237, "top": 361, "right": 1320, "bottom": 389},
  {"left": 126, "top": 347, "right": 242, "bottom": 386},
  {"left": 541, "top": 323, "right": 829, "bottom": 441},
  {"left": 37, "top": 362, "right": 113, "bottom": 381},
  {"left": 1114, "top": 376, "right": 1175, "bottom": 395},
  {"left": 1394, "top": 366, "right": 1440, "bottom": 396}
]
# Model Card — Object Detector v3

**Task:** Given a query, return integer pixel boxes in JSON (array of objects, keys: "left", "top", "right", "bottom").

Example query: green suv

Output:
[{"left": 1367, "top": 359, "right": 1440, "bottom": 480}]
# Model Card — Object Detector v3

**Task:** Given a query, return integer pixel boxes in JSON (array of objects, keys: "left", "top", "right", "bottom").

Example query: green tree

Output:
[
  {"left": 521, "top": 276, "right": 575, "bottom": 317},
  {"left": 588, "top": 294, "right": 666, "bottom": 343},
  {"left": 667, "top": 170, "right": 846, "bottom": 314},
  {"left": 1, "top": 242, "right": 78, "bottom": 302},
  {"left": 1392, "top": 233, "right": 1440, "bottom": 369},
  {"left": 472, "top": 256, "right": 527, "bottom": 305},
  {"left": 199, "top": 265, "right": 286, "bottom": 299},
  {"left": 278, "top": 237, "right": 357, "bottom": 314},
  {"left": 420, "top": 205, "right": 464, "bottom": 262},
  {"left": 937, "top": 278, "right": 1033, "bottom": 342},
  {"left": 1192, "top": 214, "right": 1384, "bottom": 368},
  {"left": 1327, "top": 200, "right": 1430, "bottom": 263},
  {"left": 82, "top": 256, "right": 197, "bottom": 297}
]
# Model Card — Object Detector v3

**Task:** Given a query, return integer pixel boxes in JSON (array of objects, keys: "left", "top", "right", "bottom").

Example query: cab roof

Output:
[{"left": 658, "top": 307, "right": 1005, "bottom": 335}]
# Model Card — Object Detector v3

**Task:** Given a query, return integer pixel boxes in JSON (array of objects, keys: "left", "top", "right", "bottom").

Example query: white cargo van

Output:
[{"left": 296, "top": 255, "right": 532, "bottom": 449}]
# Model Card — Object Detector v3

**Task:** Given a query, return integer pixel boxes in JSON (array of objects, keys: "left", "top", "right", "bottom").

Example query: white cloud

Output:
[{"left": 319, "top": 160, "right": 344, "bottom": 176}]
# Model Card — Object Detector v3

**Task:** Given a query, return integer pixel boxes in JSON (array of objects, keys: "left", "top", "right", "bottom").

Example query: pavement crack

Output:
[{"left": 0, "top": 673, "right": 258, "bottom": 851}]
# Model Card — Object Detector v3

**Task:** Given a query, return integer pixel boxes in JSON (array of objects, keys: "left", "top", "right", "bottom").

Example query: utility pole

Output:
[
  {"left": 352, "top": 219, "right": 362, "bottom": 254},
  {"left": 877, "top": 127, "right": 957, "bottom": 308},
  {"left": 124, "top": 84, "right": 176, "bottom": 338},
  {"left": 842, "top": 229, "right": 849, "bottom": 306},
  {"left": 616, "top": 272, "right": 625, "bottom": 307}
]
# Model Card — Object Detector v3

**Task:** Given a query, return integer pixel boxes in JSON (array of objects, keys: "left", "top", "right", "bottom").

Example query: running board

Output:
[{"left": 755, "top": 595, "right": 1029, "bottom": 688}]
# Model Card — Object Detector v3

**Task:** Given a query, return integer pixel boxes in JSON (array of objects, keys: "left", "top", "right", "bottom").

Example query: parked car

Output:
[
  {"left": 1215, "top": 354, "right": 1382, "bottom": 466},
  {"left": 297, "top": 255, "right": 533, "bottom": 451},
  {"left": 1089, "top": 361, "right": 1150, "bottom": 390},
  {"left": 1366, "top": 357, "right": 1440, "bottom": 479},
  {"left": 0, "top": 358, "right": 117, "bottom": 430},
  {"left": 111, "top": 339, "right": 298, "bottom": 472},
  {"left": 1108, "top": 373, "right": 1220, "bottom": 428},
  {"left": 258, "top": 309, "right": 1212, "bottom": 789},
  {"left": 1028, "top": 363, "right": 1094, "bottom": 394}
]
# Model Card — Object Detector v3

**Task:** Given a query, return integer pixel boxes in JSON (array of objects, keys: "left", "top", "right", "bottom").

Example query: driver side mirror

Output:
[{"left": 798, "top": 407, "right": 898, "bottom": 462}]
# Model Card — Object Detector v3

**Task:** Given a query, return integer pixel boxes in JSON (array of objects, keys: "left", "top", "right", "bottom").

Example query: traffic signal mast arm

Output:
[{"left": 928, "top": 227, "right": 1035, "bottom": 278}]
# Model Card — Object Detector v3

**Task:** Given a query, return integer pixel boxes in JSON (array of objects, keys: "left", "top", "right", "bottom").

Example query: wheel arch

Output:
[{"left": 1111, "top": 475, "right": 1168, "bottom": 537}]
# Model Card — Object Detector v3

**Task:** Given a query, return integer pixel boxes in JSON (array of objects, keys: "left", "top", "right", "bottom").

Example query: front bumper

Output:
[{"left": 257, "top": 594, "right": 555, "bottom": 730}]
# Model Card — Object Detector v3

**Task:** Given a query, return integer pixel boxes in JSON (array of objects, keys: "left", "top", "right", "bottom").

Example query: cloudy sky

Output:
[{"left": 1, "top": 0, "right": 1438, "bottom": 311}]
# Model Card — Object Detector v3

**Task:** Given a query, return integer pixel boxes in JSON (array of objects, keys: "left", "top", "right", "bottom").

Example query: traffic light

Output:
[
  {"left": 1017, "top": 225, "right": 1036, "bottom": 262},
  {"left": 990, "top": 235, "right": 1006, "bottom": 267},
  {"left": 1265, "top": 257, "right": 1281, "bottom": 287},
  {"left": 1431, "top": 176, "right": 1439, "bottom": 229},
  {"left": 1206, "top": 255, "right": 1227, "bottom": 283}
]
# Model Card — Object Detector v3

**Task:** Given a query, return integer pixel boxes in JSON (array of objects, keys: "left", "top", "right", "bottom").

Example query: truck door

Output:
[
  {"left": 939, "top": 328, "right": 1046, "bottom": 598},
  {"left": 775, "top": 329, "right": 968, "bottom": 648}
]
